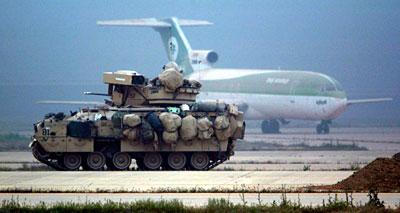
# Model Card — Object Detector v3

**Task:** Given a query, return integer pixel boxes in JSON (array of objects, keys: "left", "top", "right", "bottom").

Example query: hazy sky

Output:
[{"left": 0, "top": 0, "right": 399, "bottom": 130}]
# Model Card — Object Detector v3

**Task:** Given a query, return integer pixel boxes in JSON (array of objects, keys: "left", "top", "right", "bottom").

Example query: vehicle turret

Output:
[{"left": 104, "top": 64, "right": 201, "bottom": 107}]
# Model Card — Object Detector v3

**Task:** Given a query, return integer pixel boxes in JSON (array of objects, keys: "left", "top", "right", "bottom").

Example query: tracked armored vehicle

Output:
[{"left": 31, "top": 64, "right": 245, "bottom": 171}]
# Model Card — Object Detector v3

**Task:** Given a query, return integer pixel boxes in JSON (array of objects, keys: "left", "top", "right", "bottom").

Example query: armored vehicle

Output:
[{"left": 31, "top": 64, "right": 245, "bottom": 171}]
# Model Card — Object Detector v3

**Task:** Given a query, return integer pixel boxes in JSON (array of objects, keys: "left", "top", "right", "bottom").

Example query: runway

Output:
[
  {"left": 0, "top": 128, "right": 398, "bottom": 207},
  {"left": 0, "top": 171, "right": 352, "bottom": 192}
]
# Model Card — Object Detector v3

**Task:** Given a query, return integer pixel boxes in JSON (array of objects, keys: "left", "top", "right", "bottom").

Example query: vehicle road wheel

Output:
[
  {"left": 86, "top": 152, "right": 106, "bottom": 170},
  {"left": 112, "top": 152, "right": 131, "bottom": 170},
  {"left": 323, "top": 124, "right": 330, "bottom": 134},
  {"left": 63, "top": 153, "right": 81, "bottom": 171},
  {"left": 269, "top": 119, "right": 280, "bottom": 133},
  {"left": 261, "top": 120, "right": 269, "bottom": 133},
  {"left": 143, "top": 153, "right": 162, "bottom": 170},
  {"left": 261, "top": 120, "right": 280, "bottom": 134},
  {"left": 316, "top": 124, "right": 323, "bottom": 134},
  {"left": 167, "top": 152, "right": 186, "bottom": 170},
  {"left": 190, "top": 153, "right": 209, "bottom": 170}
]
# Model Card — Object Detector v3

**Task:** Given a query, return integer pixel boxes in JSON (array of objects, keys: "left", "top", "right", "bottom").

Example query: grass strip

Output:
[{"left": 0, "top": 192, "right": 396, "bottom": 213}]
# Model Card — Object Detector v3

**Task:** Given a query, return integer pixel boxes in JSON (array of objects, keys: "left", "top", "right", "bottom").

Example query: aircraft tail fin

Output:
[
  {"left": 97, "top": 17, "right": 213, "bottom": 74},
  {"left": 97, "top": 18, "right": 212, "bottom": 27}
]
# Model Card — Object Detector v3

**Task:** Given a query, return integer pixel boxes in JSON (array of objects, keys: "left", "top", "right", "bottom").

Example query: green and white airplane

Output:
[{"left": 98, "top": 17, "right": 392, "bottom": 134}]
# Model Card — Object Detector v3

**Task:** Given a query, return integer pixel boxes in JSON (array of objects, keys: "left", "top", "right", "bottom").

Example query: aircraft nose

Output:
[{"left": 329, "top": 99, "right": 347, "bottom": 119}]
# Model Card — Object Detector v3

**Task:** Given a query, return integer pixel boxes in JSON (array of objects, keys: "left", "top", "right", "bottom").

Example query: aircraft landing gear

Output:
[
  {"left": 316, "top": 120, "right": 331, "bottom": 134},
  {"left": 261, "top": 119, "right": 280, "bottom": 134}
]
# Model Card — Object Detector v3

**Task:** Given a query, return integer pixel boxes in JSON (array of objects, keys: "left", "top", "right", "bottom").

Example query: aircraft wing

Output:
[
  {"left": 97, "top": 18, "right": 213, "bottom": 27},
  {"left": 37, "top": 100, "right": 107, "bottom": 106},
  {"left": 347, "top": 98, "right": 393, "bottom": 106}
]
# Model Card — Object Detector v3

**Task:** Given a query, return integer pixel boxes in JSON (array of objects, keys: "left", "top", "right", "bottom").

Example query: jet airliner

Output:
[{"left": 98, "top": 17, "right": 392, "bottom": 134}]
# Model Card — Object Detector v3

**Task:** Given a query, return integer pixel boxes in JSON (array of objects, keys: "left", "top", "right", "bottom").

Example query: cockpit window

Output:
[
  {"left": 326, "top": 84, "right": 336, "bottom": 91},
  {"left": 319, "top": 82, "right": 335, "bottom": 92},
  {"left": 321, "top": 77, "right": 344, "bottom": 92}
]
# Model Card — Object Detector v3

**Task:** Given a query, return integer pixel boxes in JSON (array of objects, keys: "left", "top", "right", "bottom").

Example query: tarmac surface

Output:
[
  {"left": 2, "top": 127, "right": 400, "bottom": 171},
  {"left": 0, "top": 171, "right": 353, "bottom": 192},
  {"left": 1, "top": 127, "right": 399, "bottom": 206}
]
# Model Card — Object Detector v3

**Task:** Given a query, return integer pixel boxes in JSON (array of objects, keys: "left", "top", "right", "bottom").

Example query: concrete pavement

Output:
[{"left": 0, "top": 171, "right": 353, "bottom": 192}]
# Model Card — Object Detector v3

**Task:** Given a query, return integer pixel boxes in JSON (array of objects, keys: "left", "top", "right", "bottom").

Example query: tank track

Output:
[
  {"left": 207, "top": 157, "right": 228, "bottom": 170},
  {"left": 31, "top": 142, "right": 67, "bottom": 171},
  {"left": 31, "top": 141, "right": 232, "bottom": 171}
]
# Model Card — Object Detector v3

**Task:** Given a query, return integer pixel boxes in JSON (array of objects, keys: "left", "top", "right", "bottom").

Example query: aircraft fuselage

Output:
[{"left": 188, "top": 68, "right": 348, "bottom": 121}]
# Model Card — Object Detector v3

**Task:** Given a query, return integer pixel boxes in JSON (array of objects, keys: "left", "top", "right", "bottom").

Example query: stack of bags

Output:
[{"left": 121, "top": 103, "right": 244, "bottom": 145}]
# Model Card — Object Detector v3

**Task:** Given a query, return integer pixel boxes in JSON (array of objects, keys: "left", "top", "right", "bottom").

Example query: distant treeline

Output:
[
  {"left": 236, "top": 141, "right": 368, "bottom": 151},
  {"left": 0, "top": 133, "right": 30, "bottom": 151}
]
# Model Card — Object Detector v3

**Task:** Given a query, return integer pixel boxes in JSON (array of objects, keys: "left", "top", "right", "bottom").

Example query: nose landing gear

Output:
[{"left": 261, "top": 119, "right": 280, "bottom": 134}]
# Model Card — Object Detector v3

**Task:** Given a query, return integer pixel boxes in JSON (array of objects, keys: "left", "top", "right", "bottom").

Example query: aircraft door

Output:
[{"left": 289, "top": 80, "right": 307, "bottom": 119}]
